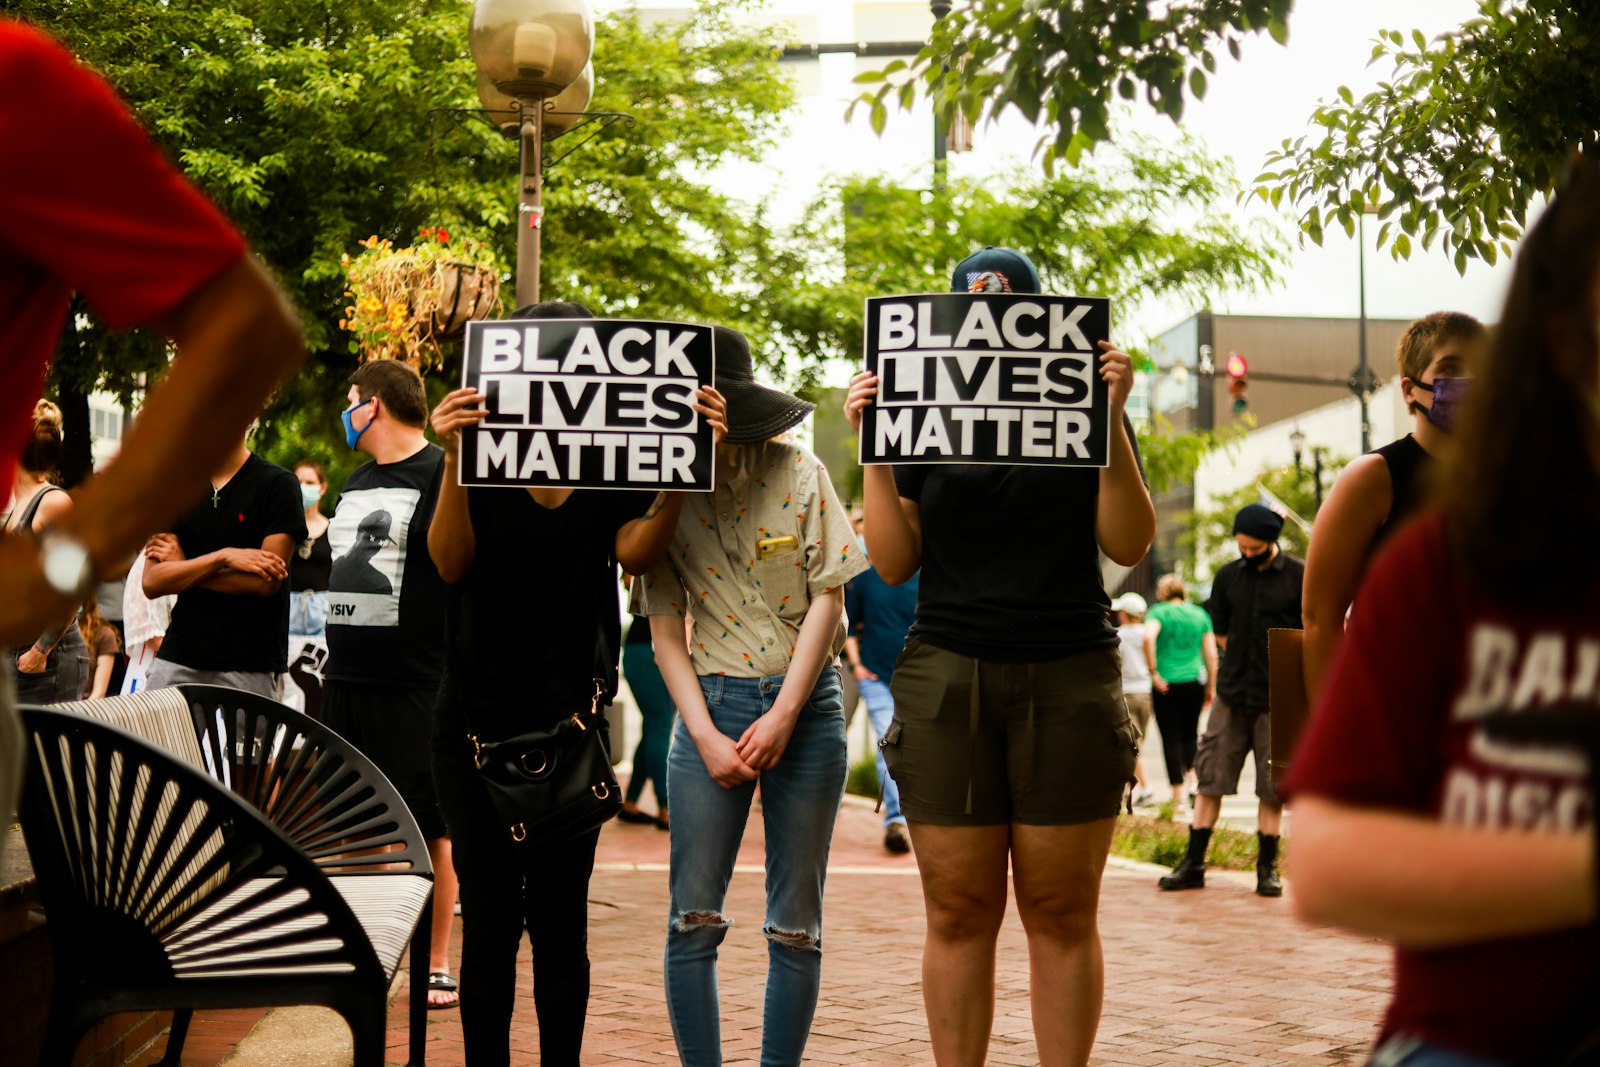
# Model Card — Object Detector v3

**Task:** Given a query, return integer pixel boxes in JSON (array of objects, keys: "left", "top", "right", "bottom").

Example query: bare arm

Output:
[
  {"left": 197, "top": 532, "right": 293, "bottom": 596},
  {"left": 616, "top": 493, "right": 685, "bottom": 576},
  {"left": 736, "top": 587, "right": 846, "bottom": 770},
  {"left": 89, "top": 653, "right": 115, "bottom": 699},
  {"left": 1094, "top": 343, "right": 1155, "bottom": 566},
  {"left": 1302, "top": 455, "right": 1392, "bottom": 703},
  {"left": 427, "top": 388, "right": 484, "bottom": 585},
  {"left": 141, "top": 533, "right": 288, "bottom": 597},
  {"left": 1142, "top": 619, "right": 1166, "bottom": 693},
  {"left": 1292, "top": 795, "right": 1593, "bottom": 948},
  {"left": 1202, "top": 631, "right": 1218, "bottom": 702},
  {"left": 844, "top": 371, "right": 922, "bottom": 584},
  {"left": 0, "top": 259, "right": 304, "bottom": 647},
  {"left": 651, "top": 613, "right": 756, "bottom": 789}
]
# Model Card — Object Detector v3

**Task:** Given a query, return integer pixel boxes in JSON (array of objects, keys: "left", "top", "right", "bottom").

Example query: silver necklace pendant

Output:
[{"left": 212, "top": 484, "right": 221, "bottom": 508}]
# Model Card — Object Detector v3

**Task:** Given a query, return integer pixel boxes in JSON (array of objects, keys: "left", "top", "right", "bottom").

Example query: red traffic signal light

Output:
[{"left": 1226, "top": 352, "right": 1248, "bottom": 413}]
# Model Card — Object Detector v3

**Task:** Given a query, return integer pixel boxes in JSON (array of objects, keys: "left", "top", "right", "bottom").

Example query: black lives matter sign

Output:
[
  {"left": 859, "top": 293, "right": 1111, "bottom": 467},
  {"left": 460, "top": 318, "right": 715, "bottom": 490}
]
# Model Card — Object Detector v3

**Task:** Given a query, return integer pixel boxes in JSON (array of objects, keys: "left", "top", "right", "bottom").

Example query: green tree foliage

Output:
[
  {"left": 1135, "top": 413, "right": 1248, "bottom": 496},
  {"left": 853, "top": 0, "right": 1292, "bottom": 165},
  {"left": 1253, "top": 1, "right": 1600, "bottom": 272},
  {"left": 14, "top": 0, "right": 794, "bottom": 487},
  {"left": 758, "top": 136, "right": 1283, "bottom": 391},
  {"left": 1188, "top": 455, "right": 1345, "bottom": 576}
]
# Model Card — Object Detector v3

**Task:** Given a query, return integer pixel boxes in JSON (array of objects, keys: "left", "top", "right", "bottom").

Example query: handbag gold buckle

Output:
[
  {"left": 591, "top": 782, "right": 611, "bottom": 800},
  {"left": 469, "top": 733, "right": 486, "bottom": 769},
  {"left": 510, "top": 822, "right": 526, "bottom": 843},
  {"left": 521, "top": 750, "right": 549, "bottom": 775}
]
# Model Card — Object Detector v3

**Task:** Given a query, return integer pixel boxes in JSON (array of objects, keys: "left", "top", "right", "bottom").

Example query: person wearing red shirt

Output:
[
  {"left": 0, "top": 21, "right": 304, "bottom": 856},
  {"left": 1286, "top": 156, "right": 1600, "bottom": 1067}
]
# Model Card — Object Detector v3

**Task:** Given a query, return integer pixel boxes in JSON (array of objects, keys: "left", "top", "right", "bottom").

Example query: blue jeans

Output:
[
  {"left": 858, "top": 675, "right": 904, "bottom": 826},
  {"left": 1370, "top": 1036, "right": 1511, "bottom": 1067},
  {"left": 664, "top": 668, "right": 848, "bottom": 1067}
]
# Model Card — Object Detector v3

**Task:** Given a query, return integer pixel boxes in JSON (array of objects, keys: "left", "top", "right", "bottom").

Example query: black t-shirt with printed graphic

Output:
[
  {"left": 434, "top": 486, "right": 655, "bottom": 749},
  {"left": 325, "top": 443, "right": 447, "bottom": 688},
  {"left": 157, "top": 452, "right": 306, "bottom": 673}
]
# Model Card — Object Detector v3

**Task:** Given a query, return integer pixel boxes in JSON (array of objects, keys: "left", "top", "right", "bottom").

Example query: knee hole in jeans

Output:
[
  {"left": 672, "top": 910, "right": 733, "bottom": 932},
  {"left": 763, "top": 926, "right": 819, "bottom": 952}
]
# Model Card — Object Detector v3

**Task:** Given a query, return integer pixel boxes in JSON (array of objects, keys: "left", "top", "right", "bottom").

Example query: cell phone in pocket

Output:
[{"left": 757, "top": 535, "right": 800, "bottom": 559}]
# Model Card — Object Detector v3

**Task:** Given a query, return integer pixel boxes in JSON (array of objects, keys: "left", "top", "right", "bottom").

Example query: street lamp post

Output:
[
  {"left": 1351, "top": 201, "right": 1382, "bottom": 453},
  {"left": 470, "top": 0, "right": 594, "bottom": 308},
  {"left": 930, "top": 0, "right": 951, "bottom": 193}
]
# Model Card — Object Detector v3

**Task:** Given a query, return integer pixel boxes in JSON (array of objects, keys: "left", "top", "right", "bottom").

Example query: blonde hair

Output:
[
  {"left": 22, "top": 399, "right": 64, "bottom": 475},
  {"left": 1156, "top": 574, "right": 1186, "bottom": 602}
]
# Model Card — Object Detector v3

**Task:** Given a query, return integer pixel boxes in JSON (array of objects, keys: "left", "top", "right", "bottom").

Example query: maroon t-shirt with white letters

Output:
[{"left": 1285, "top": 512, "right": 1599, "bottom": 1061}]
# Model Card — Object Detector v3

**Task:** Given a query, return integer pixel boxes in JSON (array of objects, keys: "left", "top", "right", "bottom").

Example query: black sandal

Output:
[{"left": 427, "top": 971, "right": 460, "bottom": 1010}]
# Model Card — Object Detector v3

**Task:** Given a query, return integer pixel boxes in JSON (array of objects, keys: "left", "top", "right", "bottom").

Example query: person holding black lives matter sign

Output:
[
  {"left": 845, "top": 247, "right": 1154, "bottom": 1067},
  {"left": 427, "top": 301, "right": 726, "bottom": 1067}
]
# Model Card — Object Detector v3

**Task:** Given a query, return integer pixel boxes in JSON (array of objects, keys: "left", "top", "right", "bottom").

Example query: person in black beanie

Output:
[{"left": 1160, "top": 502, "right": 1303, "bottom": 896}]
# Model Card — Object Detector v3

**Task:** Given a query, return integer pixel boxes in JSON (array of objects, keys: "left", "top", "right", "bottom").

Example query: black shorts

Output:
[
  {"left": 883, "top": 639, "right": 1139, "bottom": 826},
  {"left": 323, "top": 681, "right": 447, "bottom": 839}
]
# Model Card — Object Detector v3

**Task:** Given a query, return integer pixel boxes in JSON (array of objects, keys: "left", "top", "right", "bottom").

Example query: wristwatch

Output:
[{"left": 38, "top": 528, "right": 96, "bottom": 599}]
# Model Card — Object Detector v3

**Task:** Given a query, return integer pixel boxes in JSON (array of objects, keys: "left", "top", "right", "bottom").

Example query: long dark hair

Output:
[{"left": 1444, "top": 154, "right": 1600, "bottom": 604}]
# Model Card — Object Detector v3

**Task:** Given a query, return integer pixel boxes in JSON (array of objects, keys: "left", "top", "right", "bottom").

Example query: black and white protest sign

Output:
[
  {"left": 859, "top": 293, "right": 1112, "bottom": 467},
  {"left": 460, "top": 318, "right": 715, "bottom": 490}
]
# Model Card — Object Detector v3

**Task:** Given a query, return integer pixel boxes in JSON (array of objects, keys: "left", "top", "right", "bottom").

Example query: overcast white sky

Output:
[{"left": 601, "top": 0, "right": 1515, "bottom": 346}]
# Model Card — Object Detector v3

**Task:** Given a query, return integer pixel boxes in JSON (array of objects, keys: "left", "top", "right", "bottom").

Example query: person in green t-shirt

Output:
[{"left": 1142, "top": 574, "right": 1217, "bottom": 813}]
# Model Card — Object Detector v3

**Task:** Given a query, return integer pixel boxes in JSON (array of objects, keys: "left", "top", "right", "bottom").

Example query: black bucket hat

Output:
[{"left": 714, "top": 325, "right": 813, "bottom": 444}]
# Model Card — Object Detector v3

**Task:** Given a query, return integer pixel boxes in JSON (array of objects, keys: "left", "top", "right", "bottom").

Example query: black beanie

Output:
[{"left": 1233, "top": 503, "right": 1284, "bottom": 542}]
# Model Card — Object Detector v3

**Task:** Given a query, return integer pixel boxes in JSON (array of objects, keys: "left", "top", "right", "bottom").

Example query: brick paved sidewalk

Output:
[{"left": 208, "top": 786, "right": 1390, "bottom": 1066}]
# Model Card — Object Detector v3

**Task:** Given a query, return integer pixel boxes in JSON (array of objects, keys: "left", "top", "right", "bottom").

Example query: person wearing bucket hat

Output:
[
  {"left": 843, "top": 248, "right": 1155, "bottom": 1066},
  {"left": 1159, "top": 503, "right": 1302, "bottom": 897},
  {"left": 631, "top": 324, "right": 869, "bottom": 1067},
  {"left": 426, "top": 300, "right": 727, "bottom": 1066},
  {"left": 712, "top": 324, "right": 814, "bottom": 443}
]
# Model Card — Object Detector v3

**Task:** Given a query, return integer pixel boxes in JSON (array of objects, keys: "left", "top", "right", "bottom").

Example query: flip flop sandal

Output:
[{"left": 427, "top": 971, "right": 460, "bottom": 1011}]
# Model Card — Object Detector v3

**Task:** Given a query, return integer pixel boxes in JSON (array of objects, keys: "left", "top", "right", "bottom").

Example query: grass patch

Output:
[
  {"left": 1110, "top": 812, "right": 1277, "bottom": 872},
  {"left": 845, "top": 754, "right": 880, "bottom": 799}
]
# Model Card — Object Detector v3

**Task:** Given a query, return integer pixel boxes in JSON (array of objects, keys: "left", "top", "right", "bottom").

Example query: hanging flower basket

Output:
[{"left": 340, "top": 226, "right": 504, "bottom": 368}]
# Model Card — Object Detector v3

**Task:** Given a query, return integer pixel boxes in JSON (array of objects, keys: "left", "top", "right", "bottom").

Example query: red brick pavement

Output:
[
  {"left": 157, "top": 786, "right": 1391, "bottom": 1066},
  {"left": 373, "top": 790, "right": 1391, "bottom": 1066}
]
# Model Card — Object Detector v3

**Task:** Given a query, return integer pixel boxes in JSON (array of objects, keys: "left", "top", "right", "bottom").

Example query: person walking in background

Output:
[
  {"left": 1300, "top": 312, "right": 1486, "bottom": 703},
  {"left": 1160, "top": 505, "right": 1301, "bottom": 897},
  {"left": 845, "top": 245, "right": 1154, "bottom": 1067},
  {"left": 1111, "top": 593, "right": 1156, "bottom": 808},
  {"left": 1143, "top": 575, "right": 1217, "bottom": 814},
  {"left": 429, "top": 300, "right": 726, "bottom": 1067},
  {"left": 323, "top": 361, "right": 460, "bottom": 1008},
  {"left": 141, "top": 432, "right": 305, "bottom": 699},
  {"left": 7, "top": 401, "right": 92, "bottom": 705},
  {"left": 619, "top": 596, "right": 673, "bottom": 830},
  {"left": 634, "top": 326, "right": 866, "bottom": 1067},
  {"left": 1287, "top": 155, "right": 1600, "bottom": 1067},
  {"left": 844, "top": 538, "right": 920, "bottom": 854}
]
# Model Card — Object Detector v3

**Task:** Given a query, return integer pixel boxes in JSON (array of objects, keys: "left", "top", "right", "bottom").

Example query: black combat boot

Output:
[
  {"left": 1256, "top": 832, "right": 1282, "bottom": 897},
  {"left": 1158, "top": 827, "right": 1212, "bottom": 890}
]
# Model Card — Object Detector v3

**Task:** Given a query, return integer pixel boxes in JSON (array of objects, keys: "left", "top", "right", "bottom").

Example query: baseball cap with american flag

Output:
[{"left": 951, "top": 246, "right": 1041, "bottom": 294}]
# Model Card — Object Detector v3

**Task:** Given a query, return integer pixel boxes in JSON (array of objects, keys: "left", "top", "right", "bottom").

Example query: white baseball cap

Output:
[{"left": 1111, "top": 592, "right": 1148, "bottom": 616}]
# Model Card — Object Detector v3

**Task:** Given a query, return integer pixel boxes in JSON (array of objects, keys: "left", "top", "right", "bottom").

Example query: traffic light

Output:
[{"left": 1226, "top": 352, "right": 1249, "bottom": 414}]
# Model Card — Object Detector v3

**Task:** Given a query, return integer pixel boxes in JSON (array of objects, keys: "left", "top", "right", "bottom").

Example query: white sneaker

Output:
[{"left": 1131, "top": 787, "right": 1157, "bottom": 807}]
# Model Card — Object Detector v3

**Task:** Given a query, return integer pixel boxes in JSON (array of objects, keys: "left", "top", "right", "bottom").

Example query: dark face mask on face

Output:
[{"left": 1410, "top": 376, "right": 1473, "bottom": 433}]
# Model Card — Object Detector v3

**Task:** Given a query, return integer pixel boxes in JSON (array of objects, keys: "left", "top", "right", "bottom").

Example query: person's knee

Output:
[
  {"left": 1015, "top": 885, "right": 1099, "bottom": 943},
  {"left": 763, "top": 924, "right": 820, "bottom": 953},
  {"left": 671, "top": 909, "right": 734, "bottom": 940},
  {"left": 924, "top": 886, "right": 1006, "bottom": 942}
]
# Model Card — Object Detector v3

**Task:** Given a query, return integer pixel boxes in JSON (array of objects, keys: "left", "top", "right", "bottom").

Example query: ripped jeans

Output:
[{"left": 664, "top": 668, "right": 848, "bottom": 1067}]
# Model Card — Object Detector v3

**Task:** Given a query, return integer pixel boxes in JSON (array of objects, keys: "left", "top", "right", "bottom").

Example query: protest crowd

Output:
[{"left": 5, "top": 15, "right": 1600, "bottom": 1067}]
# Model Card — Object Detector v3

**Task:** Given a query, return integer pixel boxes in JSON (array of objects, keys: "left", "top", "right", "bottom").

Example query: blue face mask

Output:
[
  {"left": 342, "top": 398, "right": 375, "bottom": 450},
  {"left": 300, "top": 484, "right": 322, "bottom": 510}
]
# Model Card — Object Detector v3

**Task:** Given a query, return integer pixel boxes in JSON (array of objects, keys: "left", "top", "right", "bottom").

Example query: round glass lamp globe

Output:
[{"left": 470, "top": 0, "right": 593, "bottom": 100}]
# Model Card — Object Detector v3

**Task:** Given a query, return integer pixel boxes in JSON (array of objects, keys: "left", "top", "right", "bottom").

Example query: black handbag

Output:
[{"left": 468, "top": 678, "right": 623, "bottom": 849}]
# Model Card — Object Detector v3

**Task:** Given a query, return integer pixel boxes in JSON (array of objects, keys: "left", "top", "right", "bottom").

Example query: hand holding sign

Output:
[
  {"left": 1098, "top": 341, "right": 1134, "bottom": 419},
  {"left": 843, "top": 369, "right": 878, "bottom": 435},
  {"left": 432, "top": 388, "right": 489, "bottom": 450},
  {"left": 696, "top": 386, "right": 729, "bottom": 444}
]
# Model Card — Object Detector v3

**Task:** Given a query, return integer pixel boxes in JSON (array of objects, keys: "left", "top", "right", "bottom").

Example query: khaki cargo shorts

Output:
[{"left": 1194, "top": 694, "right": 1278, "bottom": 806}]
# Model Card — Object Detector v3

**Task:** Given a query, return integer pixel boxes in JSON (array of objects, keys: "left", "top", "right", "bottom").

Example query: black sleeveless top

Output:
[
  {"left": 289, "top": 527, "right": 333, "bottom": 592},
  {"left": 1372, "top": 434, "right": 1431, "bottom": 548}
]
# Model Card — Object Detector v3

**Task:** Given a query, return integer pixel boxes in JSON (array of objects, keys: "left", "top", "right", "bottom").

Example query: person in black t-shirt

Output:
[
  {"left": 426, "top": 301, "right": 727, "bottom": 1067},
  {"left": 142, "top": 434, "right": 305, "bottom": 698},
  {"left": 1160, "top": 503, "right": 1304, "bottom": 897},
  {"left": 321, "top": 360, "right": 459, "bottom": 1008},
  {"left": 844, "top": 245, "right": 1155, "bottom": 1067}
]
